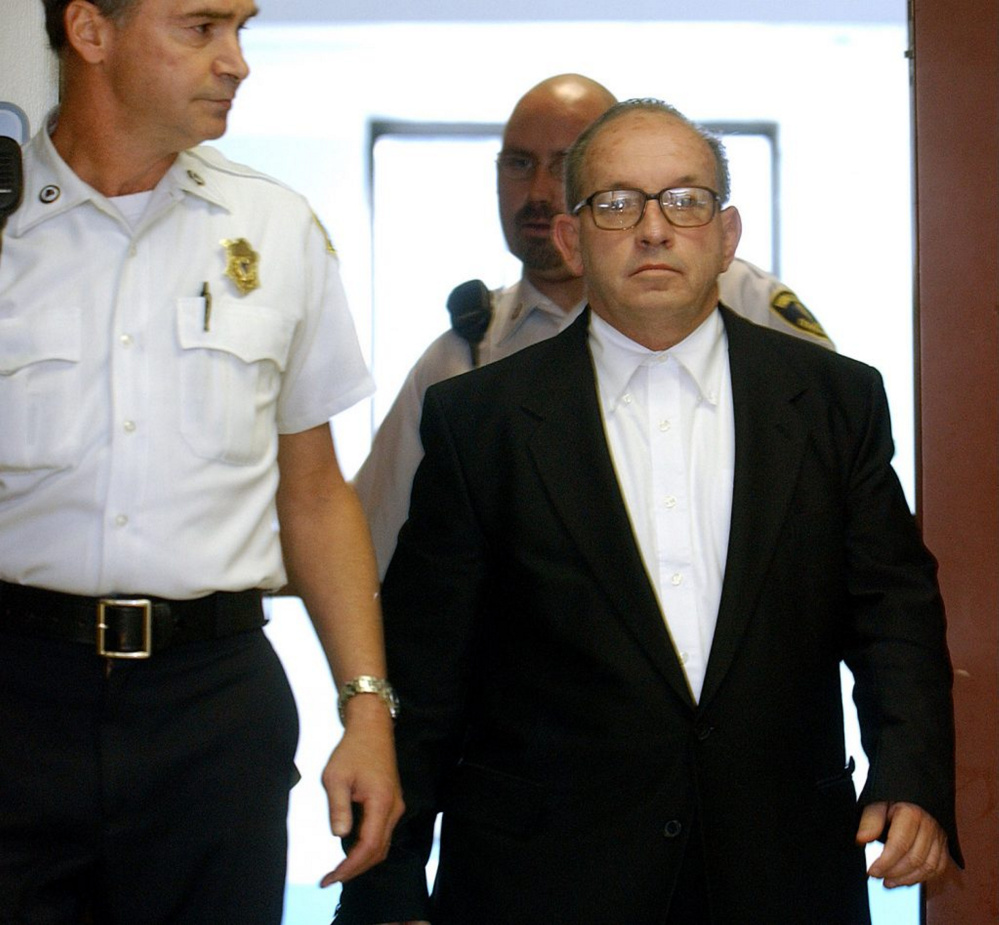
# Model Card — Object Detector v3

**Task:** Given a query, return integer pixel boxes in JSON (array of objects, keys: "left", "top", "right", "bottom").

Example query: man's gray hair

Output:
[{"left": 563, "top": 98, "right": 732, "bottom": 212}]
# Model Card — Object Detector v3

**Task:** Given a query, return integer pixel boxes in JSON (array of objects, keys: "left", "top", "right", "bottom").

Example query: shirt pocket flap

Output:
[
  {"left": 177, "top": 296, "right": 295, "bottom": 371},
  {"left": 0, "top": 309, "right": 81, "bottom": 375}
]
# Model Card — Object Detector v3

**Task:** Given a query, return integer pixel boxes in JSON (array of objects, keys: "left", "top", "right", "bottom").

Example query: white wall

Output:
[
  {"left": 256, "top": 0, "right": 901, "bottom": 24},
  {"left": 1, "top": 0, "right": 58, "bottom": 136}
]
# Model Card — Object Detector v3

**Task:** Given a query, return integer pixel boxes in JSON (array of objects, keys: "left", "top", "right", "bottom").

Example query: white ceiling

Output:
[{"left": 255, "top": 0, "right": 905, "bottom": 25}]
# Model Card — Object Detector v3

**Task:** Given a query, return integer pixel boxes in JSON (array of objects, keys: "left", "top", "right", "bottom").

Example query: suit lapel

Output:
[
  {"left": 520, "top": 312, "right": 696, "bottom": 707},
  {"left": 699, "top": 308, "right": 811, "bottom": 706}
]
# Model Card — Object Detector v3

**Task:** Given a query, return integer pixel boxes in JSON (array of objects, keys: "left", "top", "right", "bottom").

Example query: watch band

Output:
[{"left": 337, "top": 675, "right": 400, "bottom": 724}]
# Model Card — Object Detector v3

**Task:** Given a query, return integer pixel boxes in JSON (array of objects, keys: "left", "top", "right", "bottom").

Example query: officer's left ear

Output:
[
  {"left": 552, "top": 212, "right": 584, "bottom": 276},
  {"left": 719, "top": 205, "right": 742, "bottom": 272}
]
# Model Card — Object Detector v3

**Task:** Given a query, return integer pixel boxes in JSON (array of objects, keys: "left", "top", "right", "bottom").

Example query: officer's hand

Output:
[{"left": 319, "top": 699, "right": 403, "bottom": 886}]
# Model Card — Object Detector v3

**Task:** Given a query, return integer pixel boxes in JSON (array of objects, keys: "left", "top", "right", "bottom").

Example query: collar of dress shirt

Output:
[
  {"left": 588, "top": 306, "right": 728, "bottom": 415},
  {"left": 15, "top": 110, "right": 232, "bottom": 236},
  {"left": 492, "top": 277, "right": 585, "bottom": 348}
]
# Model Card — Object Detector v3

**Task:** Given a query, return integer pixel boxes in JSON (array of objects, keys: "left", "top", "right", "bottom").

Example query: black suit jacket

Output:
[{"left": 336, "top": 307, "right": 959, "bottom": 925}]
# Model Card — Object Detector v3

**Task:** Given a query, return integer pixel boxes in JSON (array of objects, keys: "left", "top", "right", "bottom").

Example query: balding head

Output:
[
  {"left": 497, "top": 75, "right": 616, "bottom": 292},
  {"left": 503, "top": 74, "right": 617, "bottom": 148}
]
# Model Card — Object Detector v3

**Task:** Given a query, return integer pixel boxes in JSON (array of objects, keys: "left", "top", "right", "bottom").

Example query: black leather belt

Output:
[{"left": 0, "top": 580, "right": 266, "bottom": 659}]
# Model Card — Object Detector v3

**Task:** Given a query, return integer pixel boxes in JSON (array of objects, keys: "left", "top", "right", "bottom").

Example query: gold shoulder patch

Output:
[
  {"left": 312, "top": 212, "right": 337, "bottom": 256},
  {"left": 770, "top": 288, "right": 829, "bottom": 341}
]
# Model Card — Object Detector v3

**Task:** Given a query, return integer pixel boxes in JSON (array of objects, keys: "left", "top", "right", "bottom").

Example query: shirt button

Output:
[
  {"left": 123, "top": 420, "right": 136, "bottom": 433},
  {"left": 119, "top": 333, "right": 133, "bottom": 347},
  {"left": 663, "top": 819, "right": 683, "bottom": 838},
  {"left": 671, "top": 573, "right": 683, "bottom": 586},
  {"left": 679, "top": 651, "right": 689, "bottom": 665},
  {"left": 622, "top": 393, "right": 633, "bottom": 405},
  {"left": 659, "top": 419, "right": 671, "bottom": 432},
  {"left": 664, "top": 495, "right": 677, "bottom": 509},
  {"left": 114, "top": 514, "right": 128, "bottom": 527}
]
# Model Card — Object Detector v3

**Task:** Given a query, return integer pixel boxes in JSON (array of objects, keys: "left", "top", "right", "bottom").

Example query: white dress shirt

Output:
[{"left": 589, "top": 308, "right": 735, "bottom": 701}]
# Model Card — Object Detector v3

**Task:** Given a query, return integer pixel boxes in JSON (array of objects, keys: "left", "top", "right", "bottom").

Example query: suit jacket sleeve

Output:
[{"left": 837, "top": 366, "right": 962, "bottom": 864}]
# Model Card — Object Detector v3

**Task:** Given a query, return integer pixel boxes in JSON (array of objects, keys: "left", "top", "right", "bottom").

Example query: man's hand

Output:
[
  {"left": 856, "top": 801, "right": 950, "bottom": 888},
  {"left": 275, "top": 426, "right": 404, "bottom": 886},
  {"left": 319, "top": 698, "right": 404, "bottom": 887}
]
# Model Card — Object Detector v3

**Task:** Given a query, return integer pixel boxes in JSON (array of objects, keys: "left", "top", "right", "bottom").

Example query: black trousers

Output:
[{"left": 0, "top": 628, "right": 299, "bottom": 924}]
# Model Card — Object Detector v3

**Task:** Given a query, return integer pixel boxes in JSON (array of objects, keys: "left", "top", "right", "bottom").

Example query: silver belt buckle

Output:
[{"left": 97, "top": 598, "right": 153, "bottom": 659}]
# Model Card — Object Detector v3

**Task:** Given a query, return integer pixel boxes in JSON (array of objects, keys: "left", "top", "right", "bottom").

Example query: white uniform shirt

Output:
[
  {"left": 355, "top": 259, "right": 832, "bottom": 578},
  {"left": 0, "top": 124, "right": 372, "bottom": 598},
  {"left": 589, "top": 309, "right": 734, "bottom": 702}
]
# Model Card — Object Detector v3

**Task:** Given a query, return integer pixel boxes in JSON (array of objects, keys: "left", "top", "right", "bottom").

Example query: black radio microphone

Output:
[
  {"left": 0, "top": 135, "right": 24, "bottom": 260},
  {"left": 0, "top": 135, "right": 24, "bottom": 221},
  {"left": 446, "top": 278, "right": 492, "bottom": 367}
]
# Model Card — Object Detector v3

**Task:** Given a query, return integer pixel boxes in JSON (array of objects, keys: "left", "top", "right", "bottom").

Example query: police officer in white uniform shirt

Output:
[
  {"left": 0, "top": 2, "right": 402, "bottom": 922},
  {"left": 354, "top": 73, "right": 833, "bottom": 579}
]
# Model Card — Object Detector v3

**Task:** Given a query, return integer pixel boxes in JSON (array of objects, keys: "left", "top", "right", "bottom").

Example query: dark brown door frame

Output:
[{"left": 912, "top": 0, "right": 999, "bottom": 921}]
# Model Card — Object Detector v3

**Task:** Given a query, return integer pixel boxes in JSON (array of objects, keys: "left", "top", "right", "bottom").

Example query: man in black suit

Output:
[{"left": 335, "top": 99, "right": 960, "bottom": 925}]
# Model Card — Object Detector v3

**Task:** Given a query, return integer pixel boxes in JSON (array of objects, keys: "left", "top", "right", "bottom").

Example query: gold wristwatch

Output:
[{"left": 337, "top": 675, "right": 400, "bottom": 724}]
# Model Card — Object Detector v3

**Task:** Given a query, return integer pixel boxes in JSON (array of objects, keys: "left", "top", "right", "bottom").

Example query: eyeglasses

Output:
[
  {"left": 497, "top": 151, "right": 567, "bottom": 181},
  {"left": 572, "top": 186, "right": 721, "bottom": 230}
]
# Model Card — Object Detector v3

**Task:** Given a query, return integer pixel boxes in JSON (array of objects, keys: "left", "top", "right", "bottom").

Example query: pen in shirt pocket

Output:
[{"left": 201, "top": 281, "right": 212, "bottom": 331}]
